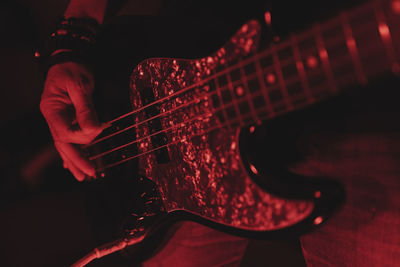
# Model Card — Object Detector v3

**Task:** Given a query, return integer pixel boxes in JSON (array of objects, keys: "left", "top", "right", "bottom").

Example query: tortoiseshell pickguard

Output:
[{"left": 129, "top": 20, "right": 314, "bottom": 231}]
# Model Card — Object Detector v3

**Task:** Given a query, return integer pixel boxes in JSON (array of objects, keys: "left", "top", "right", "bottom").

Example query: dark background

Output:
[{"left": 0, "top": 0, "right": 378, "bottom": 266}]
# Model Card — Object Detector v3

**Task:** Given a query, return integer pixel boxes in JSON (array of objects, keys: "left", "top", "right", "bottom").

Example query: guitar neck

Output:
[{"left": 207, "top": 0, "right": 400, "bottom": 128}]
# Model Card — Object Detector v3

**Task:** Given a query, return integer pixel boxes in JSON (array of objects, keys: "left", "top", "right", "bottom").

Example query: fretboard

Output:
[{"left": 205, "top": 0, "right": 400, "bottom": 128}]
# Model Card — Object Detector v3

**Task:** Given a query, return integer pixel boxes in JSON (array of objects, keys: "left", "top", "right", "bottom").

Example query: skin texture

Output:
[
  {"left": 40, "top": 0, "right": 109, "bottom": 181},
  {"left": 40, "top": 62, "right": 106, "bottom": 181}
]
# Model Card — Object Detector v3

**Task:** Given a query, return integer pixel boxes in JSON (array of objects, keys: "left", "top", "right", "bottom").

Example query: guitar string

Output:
[
  {"left": 96, "top": 60, "right": 379, "bottom": 174},
  {"left": 86, "top": 14, "right": 375, "bottom": 147},
  {"left": 86, "top": 58, "right": 283, "bottom": 147},
  {"left": 87, "top": 55, "right": 306, "bottom": 150},
  {"left": 87, "top": 36, "right": 382, "bottom": 161},
  {"left": 87, "top": 48, "right": 283, "bottom": 147},
  {"left": 97, "top": 109, "right": 262, "bottom": 172},
  {"left": 91, "top": 52, "right": 381, "bottom": 172},
  {"left": 93, "top": 47, "right": 273, "bottom": 131},
  {"left": 88, "top": 62, "right": 328, "bottom": 161},
  {"left": 89, "top": 89, "right": 262, "bottom": 161},
  {"left": 91, "top": 13, "right": 386, "bottom": 171},
  {"left": 88, "top": 34, "right": 354, "bottom": 149},
  {"left": 96, "top": 74, "right": 345, "bottom": 173}
]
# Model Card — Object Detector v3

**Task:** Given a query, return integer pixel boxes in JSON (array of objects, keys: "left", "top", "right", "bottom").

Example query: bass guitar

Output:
[{"left": 73, "top": 0, "right": 400, "bottom": 265}]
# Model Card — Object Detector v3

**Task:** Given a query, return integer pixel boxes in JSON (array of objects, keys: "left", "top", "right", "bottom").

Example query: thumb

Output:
[
  {"left": 68, "top": 81, "right": 101, "bottom": 133},
  {"left": 75, "top": 96, "right": 100, "bottom": 132}
]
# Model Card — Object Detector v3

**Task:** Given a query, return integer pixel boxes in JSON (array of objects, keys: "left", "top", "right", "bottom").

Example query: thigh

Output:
[{"left": 298, "top": 133, "right": 400, "bottom": 267}]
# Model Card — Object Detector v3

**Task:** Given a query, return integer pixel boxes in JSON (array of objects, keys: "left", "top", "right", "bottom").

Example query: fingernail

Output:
[{"left": 101, "top": 122, "right": 112, "bottom": 130}]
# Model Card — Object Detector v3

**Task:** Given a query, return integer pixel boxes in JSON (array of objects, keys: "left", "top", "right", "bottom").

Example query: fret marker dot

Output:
[
  {"left": 392, "top": 0, "right": 400, "bottom": 14},
  {"left": 314, "top": 216, "right": 324, "bottom": 225},
  {"left": 264, "top": 11, "right": 272, "bottom": 25},
  {"left": 319, "top": 49, "right": 328, "bottom": 60},
  {"left": 378, "top": 23, "right": 390, "bottom": 38},
  {"left": 249, "top": 163, "right": 259, "bottom": 175},
  {"left": 306, "top": 56, "right": 318, "bottom": 69},
  {"left": 235, "top": 86, "right": 244, "bottom": 96},
  {"left": 266, "top": 73, "right": 276, "bottom": 84}
]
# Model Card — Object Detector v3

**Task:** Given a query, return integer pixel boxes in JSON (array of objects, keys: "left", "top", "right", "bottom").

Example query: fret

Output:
[
  {"left": 239, "top": 60, "right": 262, "bottom": 124},
  {"left": 247, "top": 76, "right": 269, "bottom": 118},
  {"left": 347, "top": 5, "right": 392, "bottom": 78},
  {"left": 226, "top": 65, "right": 245, "bottom": 126},
  {"left": 297, "top": 36, "right": 328, "bottom": 92},
  {"left": 314, "top": 23, "right": 338, "bottom": 94},
  {"left": 271, "top": 44, "right": 293, "bottom": 110},
  {"left": 214, "top": 76, "right": 232, "bottom": 129},
  {"left": 374, "top": 0, "right": 400, "bottom": 74},
  {"left": 228, "top": 77, "right": 253, "bottom": 124},
  {"left": 291, "top": 35, "right": 315, "bottom": 103},
  {"left": 254, "top": 54, "right": 275, "bottom": 117},
  {"left": 340, "top": 12, "right": 368, "bottom": 85}
]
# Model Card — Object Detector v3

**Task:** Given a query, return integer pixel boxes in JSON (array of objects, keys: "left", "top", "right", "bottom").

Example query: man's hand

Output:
[{"left": 40, "top": 62, "right": 105, "bottom": 181}]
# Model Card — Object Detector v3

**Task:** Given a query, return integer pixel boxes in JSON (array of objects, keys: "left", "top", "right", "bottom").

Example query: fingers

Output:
[
  {"left": 42, "top": 63, "right": 104, "bottom": 143},
  {"left": 61, "top": 154, "right": 86, "bottom": 182},
  {"left": 56, "top": 141, "right": 96, "bottom": 181},
  {"left": 41, "top": 98, "right": 103, "bottom": 144},
  {"left": 41, "top": 62, "right": 104, "bottom": 182}
]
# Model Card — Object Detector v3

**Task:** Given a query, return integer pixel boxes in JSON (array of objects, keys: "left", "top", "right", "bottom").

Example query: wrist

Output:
[{"left": 36, "top": 17, "right": 101, "bottom": 74}]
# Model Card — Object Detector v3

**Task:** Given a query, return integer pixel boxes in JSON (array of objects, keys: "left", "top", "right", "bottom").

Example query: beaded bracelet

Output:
[{"left": 35, "top": 17, "right": 101, "bottom": 72}]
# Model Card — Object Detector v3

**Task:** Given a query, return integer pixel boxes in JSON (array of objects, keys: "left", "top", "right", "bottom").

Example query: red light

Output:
[
  {"left": 235, "top": 86, "right": 244, "bottom": 96},
  {"left": 249, "top": 126, "right": 255, "bottom": 133},
  {"left": 379, "top": 23, "right": 390, "bottom": 38},
  {"left": 266, "top": 73, "right": 276, "bottom": 84},
  {"left": 34, "top": 51, "right": 40, "bottom": 58},
  {"left": 319, "top": 49, "right": 328, "bottom": 60},
  {"left": 249, "top": 164, "right": 258, "bottom": 175},
  {"left": 314, "top": 191, "right": 321, "bottom": 198},
  {"left": 392, "top": 0, "right": 400, "bottom": 14},
  {"left": 314, "top": 216, "right": 323, "bottom": 225},
  {"left": 264, "top": 11, "right": 272, "bottom": 25},
  {"left": 306, "top": 56, "right": 318, "bottom": 69}
]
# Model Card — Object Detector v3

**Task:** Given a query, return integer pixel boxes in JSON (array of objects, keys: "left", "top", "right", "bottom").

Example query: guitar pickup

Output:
[{"left": 140, "top": 86, "right": 170, "bottom": 164}]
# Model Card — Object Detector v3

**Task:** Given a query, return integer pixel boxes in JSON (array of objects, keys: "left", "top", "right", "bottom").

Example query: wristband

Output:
[{"left": 35, "top": 17, "right": 101, "bottom": 72}]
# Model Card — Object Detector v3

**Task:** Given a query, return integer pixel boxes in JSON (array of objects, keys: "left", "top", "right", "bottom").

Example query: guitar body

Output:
[{"left": 125, "top": 20, "right": 343, "bottom": 237}]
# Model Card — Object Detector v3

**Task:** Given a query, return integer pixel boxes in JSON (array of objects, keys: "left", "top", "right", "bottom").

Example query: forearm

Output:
[{"left": 64, "top": 0, "right": 108, "bottom": 24}]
